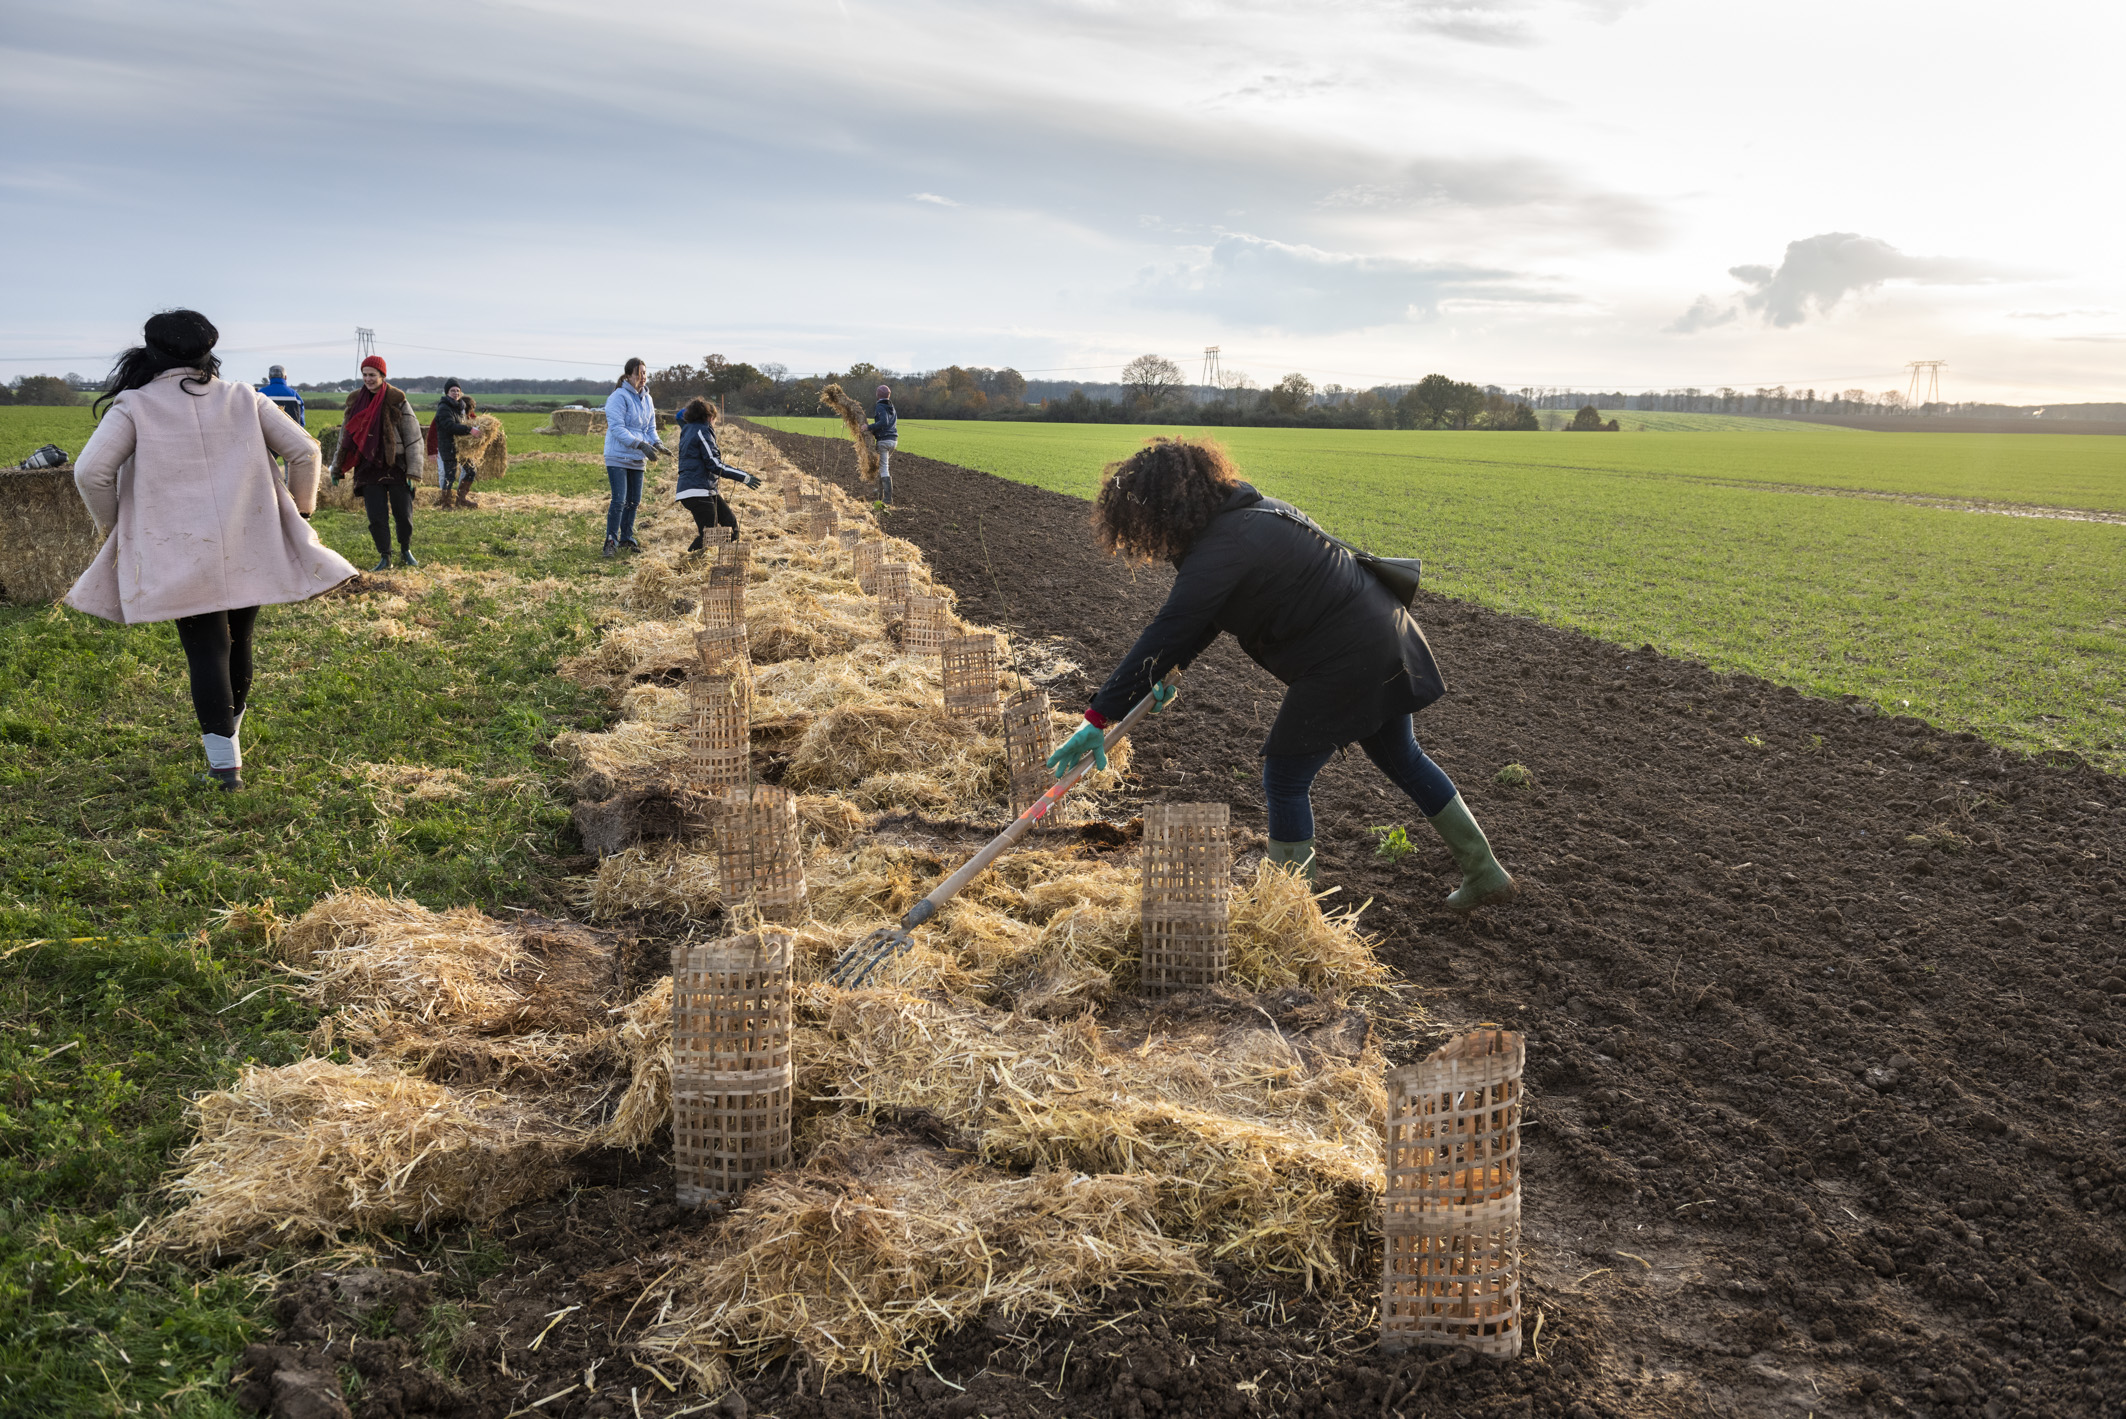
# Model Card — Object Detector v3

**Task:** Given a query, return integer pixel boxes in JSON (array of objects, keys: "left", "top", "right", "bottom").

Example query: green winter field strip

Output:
[
  {"left": 759, "top": 417, "right": 2126, "bottom": 773},
  {"left": 0, "top": 494, "right": 629, "bottom": 1414},
  {"left": 754, "top": 416, "right": 2126, "bottom": 512}
]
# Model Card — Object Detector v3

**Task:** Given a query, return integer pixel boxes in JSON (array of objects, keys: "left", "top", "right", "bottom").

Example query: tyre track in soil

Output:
[{"left": 754, "top": 424, "right": 2126, "bottom": 1419}]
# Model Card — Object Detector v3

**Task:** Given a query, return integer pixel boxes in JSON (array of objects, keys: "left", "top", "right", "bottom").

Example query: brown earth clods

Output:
[{"left": 237, "top": 428, "right": 2126, "bottom": 1419}]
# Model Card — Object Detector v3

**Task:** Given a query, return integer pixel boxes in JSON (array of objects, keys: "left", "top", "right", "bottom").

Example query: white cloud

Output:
[
  {"left": 1726, "top": 233, "right": 2006, "bottom": 328},
  {"left": 1134, "top": 231, "right": 1554, "bottom": 333},
  {"left": 911, "top": 192, "right": 961, "bottom": 207},
  {"left": 1664, "top": 295, "right": 1736, "bottom": 335}
]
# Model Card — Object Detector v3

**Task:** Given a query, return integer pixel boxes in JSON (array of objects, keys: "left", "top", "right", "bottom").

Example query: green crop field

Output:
[
  {"left": 1586, "top": 410, "right": 1845, "bottom": 433},
  {"left": 758, "top": 416, "right": 2126, "bottom": 772}
]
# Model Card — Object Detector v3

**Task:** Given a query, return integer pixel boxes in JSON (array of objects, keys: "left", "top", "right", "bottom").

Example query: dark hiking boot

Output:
[
  {"left": 1424, "top": 794, "right": 1515, "bottom": 913},
  {"left": 603, "top": 538, "right": 619, "bottom": 559},
  {"left": 196, "top": 768, "right": 242, "bottom": 792},
  {"left": 370, "top": 554, "right": 392, "bottom": 572}
]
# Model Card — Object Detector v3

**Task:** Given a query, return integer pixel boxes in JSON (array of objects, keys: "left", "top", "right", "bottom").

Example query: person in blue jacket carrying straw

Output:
[
  {"left": 673, "top": 398, "right": 762, "bottom": 549},
  {"left": 602, "top": 357, "right": 667, "bottom": 558},
  {"left": 867, "top": 383, "right": 899, "bottom": 505}
]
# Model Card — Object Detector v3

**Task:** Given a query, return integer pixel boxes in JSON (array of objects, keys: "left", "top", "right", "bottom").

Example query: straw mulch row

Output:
[{"left": 140, "top": 421, "right": 1400, "bottom": 1396}]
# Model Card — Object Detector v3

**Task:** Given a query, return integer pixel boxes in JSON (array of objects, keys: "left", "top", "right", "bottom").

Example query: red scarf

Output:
[{"left": 340, "top": 383, "right": 390, "bottom": 468}]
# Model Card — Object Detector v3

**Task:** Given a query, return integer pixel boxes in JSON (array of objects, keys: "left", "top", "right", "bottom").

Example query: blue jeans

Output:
[
  {"left": 1262, "top": 715, "right": 1457, "bottom": 842},
  {"left": 605, "top": 464, "right": 643, "bottom": 542}
]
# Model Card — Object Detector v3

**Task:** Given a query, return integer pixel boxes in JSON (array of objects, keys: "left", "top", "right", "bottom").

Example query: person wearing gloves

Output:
[
  {"left": 1046, "top": 437, "right": 1513, "bottom": 912},
  {"left": 866, "top": 383, "right": 899, "bottom": 504},
  {"left": 67, "top": 310, "right": 357, "bottom": 791},
  {"left": 429, "top": 379, "right": 481, "bottom": 508},
  {"left": 602, "top": 356, "right": 666, "bottom": 557},
  {"left": 257, "top": 365, "right": 304, "bottom": 426},
  {"left": 334, "top": 354, "right": 425, "bottom": 570},
  {"left": 673, "top": 397, "right": 762, "bottom": 550}
]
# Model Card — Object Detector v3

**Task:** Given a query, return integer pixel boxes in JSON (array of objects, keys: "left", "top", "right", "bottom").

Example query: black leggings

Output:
[
  {"left": 174, "top": 606, "right": 260, "bottom": 738},
  {"left": 684, "top": 494, "right": 739, "bottom": 549},
  {"left": 362, "top": 482, "right": 414, "bottom": 557}
]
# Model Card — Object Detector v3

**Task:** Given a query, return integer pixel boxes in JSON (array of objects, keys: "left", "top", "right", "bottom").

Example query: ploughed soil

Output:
[{"left": 238, "top": 429, "right": 2126, "bottom": 1419}]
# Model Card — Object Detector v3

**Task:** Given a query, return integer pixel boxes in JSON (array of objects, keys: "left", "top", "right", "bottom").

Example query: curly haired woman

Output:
[{"left": 1049, "top": 437, "right": 1512, "bottom": 911}]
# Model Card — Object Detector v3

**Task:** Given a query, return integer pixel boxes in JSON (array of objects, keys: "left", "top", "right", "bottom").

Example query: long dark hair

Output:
[
  {"left": 96, "top": 310, "right": 220, "bottom": 416},
  {"left": 617, "top": 356, "right": 646, "bottom": 389},
  {"left": 1092, "top": 437, "right": 1242, "bottom": 561}
]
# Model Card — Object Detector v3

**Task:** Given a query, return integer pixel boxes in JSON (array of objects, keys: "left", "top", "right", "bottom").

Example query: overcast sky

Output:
[{"left": 3, "top": 0, "right": 2119, "bottom": 401}]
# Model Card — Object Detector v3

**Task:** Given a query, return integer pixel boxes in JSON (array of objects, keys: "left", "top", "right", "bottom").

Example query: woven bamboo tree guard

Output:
[
  {"left": 713, "top": 786, "right": 807, "bottom": 922},
  {"left": 781, "top": 479, "right": 805, "bottom": 512},
  {"left": 941, "top": 634, "right": 1002, "bottom": 724},
  {"left": 671, "top": 928, "right": 793, "bottom": 1205},
  {"left": 699, "top": 579, "right": 745, "bottom": 631},
  {"left": 853, "top": 540, "right": 884, "bottom": 594},
  {"left": 709, "top": 544, "right": 749, "bottom": 584},
  {"left": 695, "top": 624, "right": 751, "bottom": 680},
  {"left": 806, "top": 502, "right": 836, "bottom": 542},
  {"left": 1001, "top": 688, "right": 1057, "bottom": 828},
  {"left": 836, "top": 528, "right": 861, "bottom": 561},
  {"left": 875, "top": 562, "right": 912, "bottom": 625},
  {"left": 1140, "top": 803, "right": 1232, "bottom": 995},
  {"left": 1381, "top": 1028, "right": 1524, "bottom": 1358},
  {"left": 903, "top": 595, "right": 950, "bottom": 658},
  {"left": 688, "top": 673, "right": 750, "bottom": 792}
]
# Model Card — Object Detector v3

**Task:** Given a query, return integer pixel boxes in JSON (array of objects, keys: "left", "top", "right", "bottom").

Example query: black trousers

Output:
[
  {"left": 173, "top": 606, "right": 260, "bottom": 738},
  {"left": 362, "top": 482, "right": 414, "bottom": 556},
  {"left": 684, "top": 494, "right": 739, "bottom": 548}
]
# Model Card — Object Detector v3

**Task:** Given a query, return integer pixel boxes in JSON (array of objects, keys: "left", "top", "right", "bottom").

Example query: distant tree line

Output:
[{"left": 0, "top": 375, "right": 86, "bottom": 406}]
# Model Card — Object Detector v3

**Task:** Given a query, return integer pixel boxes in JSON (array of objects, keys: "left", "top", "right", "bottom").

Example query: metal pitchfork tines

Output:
[{"left": 828, "top": 670, "right": 1178, "bottom": 990}]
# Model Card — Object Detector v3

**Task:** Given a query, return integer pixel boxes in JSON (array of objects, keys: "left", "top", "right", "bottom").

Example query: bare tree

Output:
[{"left": 1120, "top": 354, "right": 1185, "bottom": 409}]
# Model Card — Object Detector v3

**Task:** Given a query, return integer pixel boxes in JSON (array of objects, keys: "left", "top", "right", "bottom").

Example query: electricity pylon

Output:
[
  {"left": 1202, "top": 346, "right": 1221, "bottom": 396},
  {"left": 356, "top": 328, "right": 377, "bottom": 363},
  {"left": 1905, "top": 360, "right": 1944, "bottom": 408}
]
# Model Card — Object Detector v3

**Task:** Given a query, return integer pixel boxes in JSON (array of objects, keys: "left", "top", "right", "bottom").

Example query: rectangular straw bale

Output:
[
  {"left": 713, "top": 786, "right": 806, "bottom": 922},
  {"left": 0, "top": 467, "right": 104, "bottom": 605},
  {"left": 672, "top": 928, "right": 793, "bottom": 1204},
  {"left": 1382, "top": 1028, "right": 1524, "bottom": 1359},
  {"left": 941, "top": 634, "right": 1002, "bottom": 724},
  {"left": 552, "top": 407, "right": 607, "bottom": 436},
  {"left": 688, "top": 673, "right": 750, "bottom": 792},
  {"left": 874, "top": 562, "right": 912, "bottom": 624},
  {"left": 1002, "top": 688, "right": 1056, "bottom": 828},
  {"left": 695, "top": 624, "right": 751, "bottom": 680},
  {"left": 853, "top": 539, "right": 884, "bottom": 594},
  {"left": 903, "top": 594, "right": 950, "bottom": 658},
  {"left": 699, "top": 579, "right": 745, "bottom": 631},
  {"left": 1140, "top": 803, "right": 1231, "bottom": 995}
]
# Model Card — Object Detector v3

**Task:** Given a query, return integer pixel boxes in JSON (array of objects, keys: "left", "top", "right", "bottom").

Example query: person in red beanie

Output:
[{"left": 334, "top": 355, "right": 424, "bottom": 570}]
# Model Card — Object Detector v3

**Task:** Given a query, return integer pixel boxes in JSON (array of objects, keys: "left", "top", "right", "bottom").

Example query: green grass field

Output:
[
  {"left": 1587, "top": 409, "right": 1844, "bottom": 433},
  {"left": 759, "top": 417, "right": 2126, "bottom": 772},
  {"left": 1, "top": 407, "right": 611, "bottom": 469},
  {"left": 0, "top": 470, "right": 636, "bottom": 1415}
]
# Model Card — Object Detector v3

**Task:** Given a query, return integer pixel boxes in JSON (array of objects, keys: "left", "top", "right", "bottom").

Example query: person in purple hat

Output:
[{"left": 866, "top": 383, "right": 899, "bottom": 504}]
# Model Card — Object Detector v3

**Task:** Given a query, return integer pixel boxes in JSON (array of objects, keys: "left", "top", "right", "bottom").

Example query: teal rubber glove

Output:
[
  {"left": 1047, "top": 720, "right": 1108, "bottom": 780},
  {"left": 1150, "top": 680, "right": 1178, "bottom": 712}
]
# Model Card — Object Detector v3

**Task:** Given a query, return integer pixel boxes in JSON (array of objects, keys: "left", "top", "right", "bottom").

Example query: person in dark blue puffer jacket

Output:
[
  {"left": 672, "top": 398, "right": 761, "bottom": 550},
  {"left": 866, "top": 384, "right": 899, "bottom": 504}
]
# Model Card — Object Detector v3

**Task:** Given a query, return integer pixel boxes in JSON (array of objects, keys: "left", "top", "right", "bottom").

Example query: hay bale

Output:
[
  {"left": 632, "top": 1135, "right": 1208, "bottom": 1387},
  {"left": 457, "top": 413, "right": 508, "bottom": 481},
  {"left": 819, "top": 383, "right": 882, "bottom": 483},
  {"left": 0, "top": 466, "right": 104, "bottom": 604},
  {"left": 147, "top": 1057, "right": 575, "bottom": 1253},
  {"left": 552, "top": 406, "right": 607, "bottom": 436}
]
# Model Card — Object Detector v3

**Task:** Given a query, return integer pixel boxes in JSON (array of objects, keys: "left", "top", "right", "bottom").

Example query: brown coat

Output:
[
  {"left": 66, "top": 370, "right": 359, "bottom": 625},
  {"left": 340, "top": 386, "right": 425, "bottom": 488}
]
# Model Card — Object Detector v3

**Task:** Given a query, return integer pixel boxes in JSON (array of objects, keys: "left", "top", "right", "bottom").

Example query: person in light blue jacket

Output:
[{"left": 601, "top": 357, "right": 666, "bottom": 557}]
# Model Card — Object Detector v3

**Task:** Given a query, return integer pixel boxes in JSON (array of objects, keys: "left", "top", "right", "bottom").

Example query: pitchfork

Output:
[{"left": 827, "top": 670, "right": 1179, "bottom": 989}]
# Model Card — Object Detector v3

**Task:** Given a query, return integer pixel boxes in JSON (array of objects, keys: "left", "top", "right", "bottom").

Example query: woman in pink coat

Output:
[{"left": 67, "top": 310, "right": 359, "bottom": 790}]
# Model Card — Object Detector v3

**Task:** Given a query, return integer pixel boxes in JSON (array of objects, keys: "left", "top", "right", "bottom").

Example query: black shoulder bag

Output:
[{"left": 1244, "top": 505, "right": 1423, "bottom": 609}]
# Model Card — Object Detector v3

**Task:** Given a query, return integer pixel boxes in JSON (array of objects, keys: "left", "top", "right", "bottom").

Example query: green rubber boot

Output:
[
  {"left": 1424, "top": 794, "right": 1515, "bottom": 913},
  {"left": 1266, "top": 838, "right": 1317, "bottom": 884}
]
